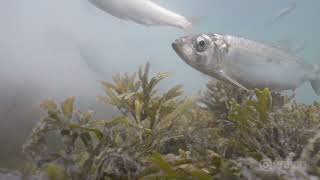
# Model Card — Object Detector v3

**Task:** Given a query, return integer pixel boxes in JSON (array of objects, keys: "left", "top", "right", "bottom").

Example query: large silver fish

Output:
[
  {"left": 88, "top": 0, "right": 193, "bottom": 30},
  {"left": 172, "top": 33, "right": 320, "bottom": 95}
]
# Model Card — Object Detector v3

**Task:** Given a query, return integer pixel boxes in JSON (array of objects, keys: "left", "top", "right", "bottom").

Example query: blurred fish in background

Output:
[
  {"left": 271, "top": 1, "right": 296, "bottom": 24},
  {"left": 88, "top": 0, "right": 194, "bottom": 30}
]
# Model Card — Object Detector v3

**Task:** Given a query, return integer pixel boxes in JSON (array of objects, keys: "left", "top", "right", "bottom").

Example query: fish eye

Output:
[
  {"left": 199, "top": 40, "right": 206, "bottom": 48},
  {"left": 194, "top": 36, "right": 208, "bottom": 52}
]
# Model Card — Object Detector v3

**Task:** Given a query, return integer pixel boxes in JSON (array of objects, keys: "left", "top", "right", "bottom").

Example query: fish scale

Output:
[{"left": 216, "top": 34, "right": 302, "bottom": 64}]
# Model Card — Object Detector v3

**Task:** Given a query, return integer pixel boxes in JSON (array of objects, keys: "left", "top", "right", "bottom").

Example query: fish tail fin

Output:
[
  {"left": 182, "top": 16, "right": 204, "bottom": 34},
  {"left": 310, "top": 65, "right": 320, "bottom": 96},
  {"left": 187, "top": 16, "right": 203, "bottom": 25},
  {"left": 183, "top": 26, "right": 194, "bottom": 35}
]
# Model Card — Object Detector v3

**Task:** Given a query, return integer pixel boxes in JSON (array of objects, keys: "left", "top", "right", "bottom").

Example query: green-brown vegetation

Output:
[{"left": 4, "top": 63, "right": 320, "bottom": 180}]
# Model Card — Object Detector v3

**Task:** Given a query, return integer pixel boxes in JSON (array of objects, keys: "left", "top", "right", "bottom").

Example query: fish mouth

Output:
[
  {"left": 172, "top": 38, "right": 186, "bottom": 57},
  {"left": 172, "top": 39, "right": 181, "bottom": 52},
  {"left": 172, "top": 37, "right": 195, "bottom": 65}
]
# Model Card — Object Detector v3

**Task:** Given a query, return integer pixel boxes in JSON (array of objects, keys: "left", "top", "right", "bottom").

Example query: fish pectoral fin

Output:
[{"left": 218, "top": 70, "right": 250, "bottom": 91}]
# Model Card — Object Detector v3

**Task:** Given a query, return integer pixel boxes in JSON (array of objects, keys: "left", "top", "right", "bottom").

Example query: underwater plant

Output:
[
  {"left": 21, "top": 63, "right": 192, "bottom": 180},
  {"left": 2, "top": 62, "right": 320, "bottom": 180}
]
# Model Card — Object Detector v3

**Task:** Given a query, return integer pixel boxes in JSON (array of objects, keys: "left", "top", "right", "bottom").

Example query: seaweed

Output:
[
  {"left": 21, "top": 63, "right": 191, "bottom": 180},
  {"left": 7, "top": 62, "right": 320, "bottom": 180}
]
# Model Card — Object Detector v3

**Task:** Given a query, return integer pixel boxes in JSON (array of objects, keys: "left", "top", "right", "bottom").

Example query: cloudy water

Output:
[{"left": 0, "top": 0, "right": 319, "bottom": 175}]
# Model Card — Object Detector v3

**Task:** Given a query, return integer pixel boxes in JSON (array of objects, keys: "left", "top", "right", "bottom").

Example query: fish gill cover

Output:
[{"left": 2, "top": 63, "right": 319, "bottom": 180}]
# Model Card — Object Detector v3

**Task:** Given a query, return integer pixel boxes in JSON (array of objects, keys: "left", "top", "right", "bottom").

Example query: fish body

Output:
[
  {"left": 272, "top": 39, "right": 306, "bottom": 54},
  {"left": 172, "top": 33, "right": 320, "bottom": 95},
  {"left": 88, "top": 0, "right": 192, "bottom": 29},
  {"left": 272, "top": 2, "right": 296, "bottom": 23}
]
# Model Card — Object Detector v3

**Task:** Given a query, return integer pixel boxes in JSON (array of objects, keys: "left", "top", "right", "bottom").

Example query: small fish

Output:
[
  {"left": 272, "top": 2, "right": 296, "bottom": 24},
  {"left": 88, "top": 0, "right": 193, "bottom": 30},
  {"left": 172, "top": 33, "right": 320, "bottom": 95}
]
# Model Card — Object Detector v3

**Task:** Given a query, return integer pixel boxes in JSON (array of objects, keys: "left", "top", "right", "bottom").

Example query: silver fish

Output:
[
  {"left": 88, "top": 0, "right": 192, "bottom": 30},
  {"left": 172, "top": 33, "right": 320, "bottom": 95},
  {"left": 272, "top": 39, "right": 306, "bottom": 54},
  {"left": 272, "top": 2, "right": 296, "bottom": 24}
]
